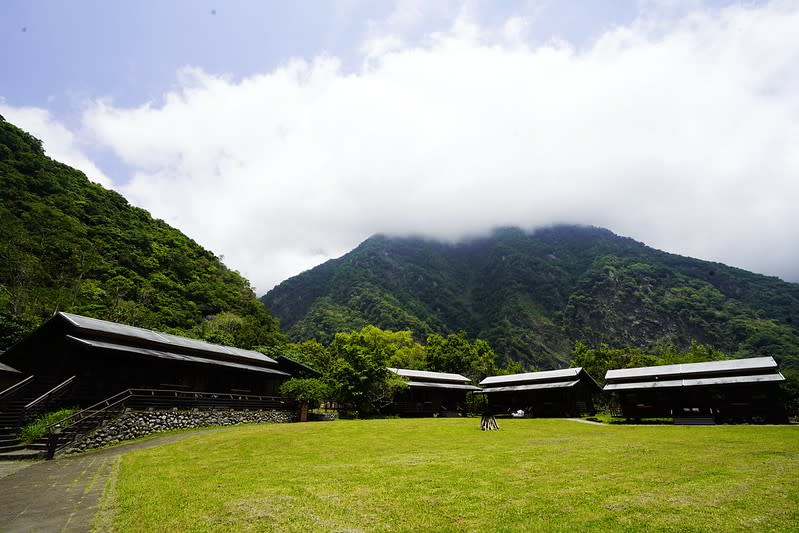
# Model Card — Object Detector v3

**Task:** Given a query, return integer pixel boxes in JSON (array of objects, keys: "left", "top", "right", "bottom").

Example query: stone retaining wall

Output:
[{"left": 63, "top": 408, "right": 294, "bottom": 454}]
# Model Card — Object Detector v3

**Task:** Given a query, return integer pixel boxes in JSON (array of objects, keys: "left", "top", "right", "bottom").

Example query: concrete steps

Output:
[
  {"left": 0, "top": 448, "right": 42, "bottom": 461},
  {"left": 0, "top": 428, "right": 44, "bottom": 461}
]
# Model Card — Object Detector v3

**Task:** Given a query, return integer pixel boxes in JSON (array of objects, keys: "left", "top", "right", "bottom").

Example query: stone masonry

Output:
[{"left": 62, "top": 408, "right": 294, "bottom": 455}]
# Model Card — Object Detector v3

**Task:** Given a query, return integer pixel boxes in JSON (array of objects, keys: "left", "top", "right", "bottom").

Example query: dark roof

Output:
[
  {"left": 475, "top": 380, "right": 581, "bottom": 393},
  {"left": 604, "top": 373, "right": 784, "bottom": 391},
  {"left": 481, "top": 368, "right": 581, "bottom": 386},
  {"left": 479, "top": 367, "right": 600, "bottom": 392},
  {"left": 276, "top": 355, "right": 321, "bottom": 378},
  {"left": 60, "top": 312, "right": 277, "bottom": 367},
  {"left": 68, "top": 336, "right": 289, "bottom": 377},
  {"left": 389, "top": 368, "right": 473, "bottom": 384},
  {"left": 603, "top": 356, "right": 784, "bottom": 392},
  {"left": 0, "top": 361, "right": 20, "bottom": 374},
  {"left": 605, "top": 357, "right": 778, "bottom": 381},
  {"left": 405, "top": 380, "right": 481, "bottom": 391}
]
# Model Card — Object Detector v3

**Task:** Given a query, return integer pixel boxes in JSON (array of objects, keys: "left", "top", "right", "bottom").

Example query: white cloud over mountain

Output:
[{"left": 9, "top": 2, "right": 799, "bottom": 292}]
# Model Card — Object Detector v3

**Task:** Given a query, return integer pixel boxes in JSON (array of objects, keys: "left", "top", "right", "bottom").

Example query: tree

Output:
[
  {"left": 279, "top": 378, "right": 330, "bottom": 406},
  {"left": 781, "top": 369, "right": 799, "bottom": 417},
  {"left": 0, "top": 116, "right": 285, "bottom": 351},
  {"left": 326, "top": 326, "right": 409, "bottom": 415},
  {"left": 572, "top": 340, "right": 731, "bottom": 386},
  {"left": 658, "top": 340, "right": 728, "bottom": 365},
  {"left": 284, "top": 339, "right": 332, "bottom": 371},
  {"left": 571, "top": 341, "right": 658, "bottom": 386},
  {"left": 426, "top": 331, "right": 497, "bottom": 382},
  {"left": 0, "top": 310, "right": 38, "bottom": 349}
]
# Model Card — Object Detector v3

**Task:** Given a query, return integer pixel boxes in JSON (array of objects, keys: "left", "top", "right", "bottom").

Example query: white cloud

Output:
[
  {"left": 80, "top": 1, "right": 799, "bottom": 292},
  {"left": 0, "top": 104, "right": 112, "bottom": 188}
]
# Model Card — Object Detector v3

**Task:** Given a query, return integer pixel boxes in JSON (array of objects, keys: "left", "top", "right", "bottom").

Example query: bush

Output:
[
  {"left": 18, "top": 407, "right": 79, "bottom": 444},
  {"left": 279, "top": 378, "right": 330, "bottom": 406},
  {"left": 465, "top": 391, "right": 488, "bottom": 415}
]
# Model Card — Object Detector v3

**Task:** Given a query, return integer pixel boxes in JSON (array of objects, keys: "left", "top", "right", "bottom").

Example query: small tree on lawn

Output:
[{"left": 279, "top": 378, "right": 330, "bottom": 408}]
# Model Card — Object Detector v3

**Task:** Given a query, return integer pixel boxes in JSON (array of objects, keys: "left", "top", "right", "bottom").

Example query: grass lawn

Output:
[{"left": 102, "top": 418, "right": 799, "bottom": 532}]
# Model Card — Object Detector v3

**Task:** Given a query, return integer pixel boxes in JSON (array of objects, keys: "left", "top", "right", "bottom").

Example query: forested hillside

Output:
[
  {"left": 263, "top": 226, "right": 799, "bottom": 370},
  {"left": 0, "top": 116, "right": 283, "bottom": 350}
]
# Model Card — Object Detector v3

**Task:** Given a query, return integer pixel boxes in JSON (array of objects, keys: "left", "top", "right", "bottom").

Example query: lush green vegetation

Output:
[
  {"left": 263, "top": 226, "right": 799, "bottom": 370},
  {"left": 103, "top": 419, "right": 799, "bottom": 532},
  {"left": 0, "top": 116, "right": 283, "bottom": 350},
  {"left": 571, "top": 340, "right": 729, "bottom": 386},
  {"left": 277, "top": 325, "right": 512, "bottom": 415},
  {"left": 18, "top": 407, "right": 79, "bottom": 444}
]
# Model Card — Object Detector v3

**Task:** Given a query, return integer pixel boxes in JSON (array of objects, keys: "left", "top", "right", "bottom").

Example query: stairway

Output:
[
  {"left": 0, "top": 428, "right": 41, "bottom": 460},
  {"left": 0, "top": 376, "right": 70, "bottom": 461}
]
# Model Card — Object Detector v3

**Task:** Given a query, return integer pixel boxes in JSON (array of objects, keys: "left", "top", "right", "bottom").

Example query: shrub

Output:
[
  {"left": 465, "top": 391, "right": 488, "bottom": 415},
  {"left": 18, "top": 407, "right": 79, "bottom": 444},
  {"left": 279, "top": 378, "right": 330, "bottom": 407}
]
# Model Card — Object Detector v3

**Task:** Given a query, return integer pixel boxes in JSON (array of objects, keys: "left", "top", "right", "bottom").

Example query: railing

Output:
[
  {"left": 124, "top": 389, "right": 291, "bottom": 411},
  {"left": 45, "top": 388, "right": 294, "bottom": 458},
  {"left": 23, "top": 376, "right": 76, "bottom": 420},
  {"left": 0, "top": 375, "right": 34, "bottom": 403}
]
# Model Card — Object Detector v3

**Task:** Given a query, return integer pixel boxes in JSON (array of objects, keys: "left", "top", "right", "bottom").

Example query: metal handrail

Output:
[
  {"left": 24, "top": 376, "right": 76, "bottom": 411},
  {"left": 45, "top": 388, "right": 294, "bottom": 458},
  {"left": 0, "top": 375, "right": 34, "bottom": 402},
  {"left": 45, "top": 390, "right": 134, "bottom": 459},
  {"left": 48, "top": 389, "right": 134, "bottom": 431}
]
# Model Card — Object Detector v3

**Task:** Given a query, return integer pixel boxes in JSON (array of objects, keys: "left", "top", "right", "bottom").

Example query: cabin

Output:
[
  {"left": 0, "top": 312, "right": 292, "bottom": 431},
  {"left": 0, "top": 359, "right": 21, "bottom": 390},
  {"left": 603, "top": 356, "right": 787, "bottom": 424},
  {"left": 388, "top": 368, "right": 480, "bottom": 416},
  {"left": 275, "top": 355, "right": 321, "bottom": 379},
  {"left": 479, "top": 368, "right": 600, "bottom": 417}
]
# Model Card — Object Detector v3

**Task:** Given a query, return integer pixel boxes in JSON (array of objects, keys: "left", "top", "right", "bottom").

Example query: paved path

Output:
[
  {"left": 0, "top": 461, "right": 33, "bottom": 480},
  {"left": 0, "top": 430, "right": 221, "bottom": 533}
]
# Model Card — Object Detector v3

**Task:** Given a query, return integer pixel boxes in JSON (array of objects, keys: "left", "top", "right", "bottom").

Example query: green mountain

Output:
[
  {"left": 262, "top": 226, "right": 799, "bottom": 370},
  {"left": 0, "top": 115, "right": 282, "bottom": 350}
]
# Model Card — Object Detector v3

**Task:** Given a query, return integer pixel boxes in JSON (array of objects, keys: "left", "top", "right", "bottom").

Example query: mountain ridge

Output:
[
  {"left": 263, "top": 225, "right": 799, "bottom": 370},
  {"left": 0, "top": 115, "right": 283, "bottom": 350}
]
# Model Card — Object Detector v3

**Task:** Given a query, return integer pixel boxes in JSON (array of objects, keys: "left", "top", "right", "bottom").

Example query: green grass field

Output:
[{"left": 102, "top": 419, "right": 799, "bottom": 532}]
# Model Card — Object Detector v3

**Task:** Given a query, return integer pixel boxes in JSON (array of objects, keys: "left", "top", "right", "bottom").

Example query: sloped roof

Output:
[
  {"left": 603, "top": 356, "right": 784, "bottom": 392},
  {"left": 480, "top": 368, "right": 583, "bottom": 387},
  {"left": 276, "top": 355, "right": 321, "bottom": 378},
  {"left": 405, "top": 380, "right": 481, "bottom": 391},
  {"left": 604, "top": 373, "right": 784, "bottom": 391},
  {"left": 389, "top": 368, "right": 472, "bottom": 384},
  {"left": 475, "top": 380, "right": 580, "bottom": 393},
  {"left": 59, "top": 312, "right": 277, "bottom": 367},
  {"left": 605, "top": 356, "right": 778, "bottom": 382},
  {"left": 0, "top": 361, "right": 20, "bottom": 374},
  {"left": 68, "top": 336, "right": 289, "bottom": 376}
]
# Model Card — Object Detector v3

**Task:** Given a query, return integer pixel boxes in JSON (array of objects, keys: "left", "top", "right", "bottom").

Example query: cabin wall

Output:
[
  {"left": 616, "top": 384, "right": 787, "bottom": 422},
  {"left": 391, "top": 387, "right": 469, "bottom": 415},
  {"left": 486, "top": 389, "right": 582, "bottom": 417}
]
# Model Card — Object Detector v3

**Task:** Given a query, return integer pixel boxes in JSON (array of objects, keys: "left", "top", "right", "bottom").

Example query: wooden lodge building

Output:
[
  {"left": 603, "top": 356, "right": 788, "bottom": 424},
  {"left": 0, "top": 359, "right": 21, "bottom": 390},
  {"left": 388, "top": 368, "right": 480, "bottom": 416},
  {"left": 479, "top": 368, "right": 600, "bottom": 417},
  {"left": 0, "top": 312, "right": 293, "bottom": 430}
]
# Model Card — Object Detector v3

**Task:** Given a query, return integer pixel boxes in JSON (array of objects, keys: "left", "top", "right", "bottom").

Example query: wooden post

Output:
[{"left": 480, "top": 413, "right": 499, "bottom": 431}]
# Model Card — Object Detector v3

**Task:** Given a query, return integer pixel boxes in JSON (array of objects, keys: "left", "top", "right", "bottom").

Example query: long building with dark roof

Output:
[
  {"left": 479, "top": 368, "right": 600, "bottom": 417},
  {"left": 0, "top": 312, "right": 292, "bottom": 430},
  {"left": 603, "top": 356, "right": 787, "bottom": 423},
  {"left": 388, "top": 368, "right": 480, "bottom": 416},
  {"left": 0, "top": 358, "right": 21, "bottom": 390}
]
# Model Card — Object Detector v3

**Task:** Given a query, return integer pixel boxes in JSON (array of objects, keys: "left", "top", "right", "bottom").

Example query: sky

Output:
[{"left": 1, "top": 0, "right": 798, "bottom": 294}]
